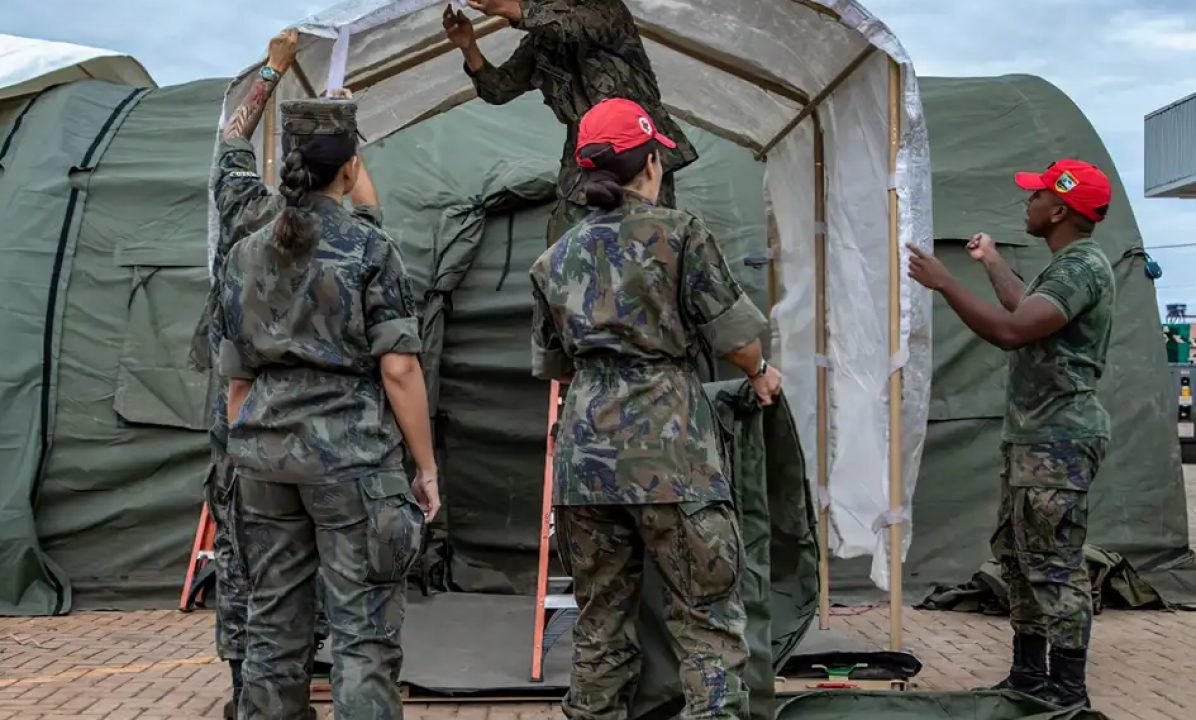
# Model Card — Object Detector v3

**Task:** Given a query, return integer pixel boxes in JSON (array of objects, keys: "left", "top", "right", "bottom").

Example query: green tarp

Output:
[
  {"left": 0, "top": 73, "right": 1191, "bottom": 627},
  {"left": 918, "top": 545, "right": 1164, "bottom": 614}
]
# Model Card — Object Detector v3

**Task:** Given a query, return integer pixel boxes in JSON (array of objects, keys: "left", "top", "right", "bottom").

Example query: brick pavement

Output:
[
  {"left": 3, "top": 605, "right": 1196, "bottom": 720},
  {"left": 2, "top": 463, "right": 1193, "bottom": 719}
]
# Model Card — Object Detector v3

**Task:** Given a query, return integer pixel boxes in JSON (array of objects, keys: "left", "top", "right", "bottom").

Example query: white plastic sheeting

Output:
[
  {"left": 0, "top": 34, "right": 155, "bottom": 101},
  {"left": 210, "top": 0, "right": 933, "bottom": 592}
]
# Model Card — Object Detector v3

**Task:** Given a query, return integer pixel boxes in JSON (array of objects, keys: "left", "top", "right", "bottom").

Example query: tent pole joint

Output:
[{"left": 754, "top": 45, "right": 876, "bottom": 160}]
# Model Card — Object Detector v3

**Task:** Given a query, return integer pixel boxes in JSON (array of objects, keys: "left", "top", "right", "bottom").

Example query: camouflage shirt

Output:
[
  {"left": 466, "top": 0, "right": 697, "bottom": 205},
  {"left": 217, "top": 193, "right": 420, "bottom": 485},
  {"left": 205, "top": 138, "right": 382, "bottom": 460},
  {"left": 1003, "top": 238, "right": 1115, "bottom": 445},
  {"left": 529, "top": 191, "right": 769, "bottom": 505}
]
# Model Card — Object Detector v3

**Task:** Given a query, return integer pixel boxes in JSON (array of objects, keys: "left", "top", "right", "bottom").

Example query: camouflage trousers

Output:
[
  {"left": 546, "top": 172, "right": 677, "bottom": 245},
  {"left": 991, "top": 439, "right": 1106, "bottom": 651},
  {"left": 555, "top": 502, "right": 749, "bottom": 720},
  {"left": 205, "top": 456, "right": 250, "bottom": 661},
  {"left": 236, "top": 473, "right": 425, "bottom": 720},
  {"left": 205, "top": 457, "right": 331, "bottom": 662}
]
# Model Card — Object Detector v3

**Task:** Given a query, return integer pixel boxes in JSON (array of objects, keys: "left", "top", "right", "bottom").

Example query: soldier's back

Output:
[
  {"left": 222, "top": 196, "right": 409, "bottom": 484},
  {"left": 530, "top": 196, "right": 731, "bottom": 506}
]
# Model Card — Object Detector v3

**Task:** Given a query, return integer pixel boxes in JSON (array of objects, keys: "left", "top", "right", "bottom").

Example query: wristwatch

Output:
[
  {"left": 259, "top": 65, "right": 281, "bottom": 83},
  {"left": 750, "top": 358, "right": 768, "bottom": 379}
]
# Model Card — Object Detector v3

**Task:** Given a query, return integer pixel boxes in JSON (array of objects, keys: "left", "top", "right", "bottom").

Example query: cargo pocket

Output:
[
  {"left": 677, "top": 500, "right": 743, "bottom": 602},
  {"left": 359, "top": 472, "right": 426, "bottom": 584}
]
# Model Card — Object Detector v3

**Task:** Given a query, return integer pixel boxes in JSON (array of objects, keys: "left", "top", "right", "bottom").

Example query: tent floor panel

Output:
[{"left": 314, "top": 592, "right": 571, "bottom": 699}]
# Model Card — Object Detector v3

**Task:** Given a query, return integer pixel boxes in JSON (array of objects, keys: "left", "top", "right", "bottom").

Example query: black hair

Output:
[
  {"left": 272, "top": 133, "right": 358, "bottom": 252},
  {"left": 578, "top": 140, "right": 661, "bottom": 210}
]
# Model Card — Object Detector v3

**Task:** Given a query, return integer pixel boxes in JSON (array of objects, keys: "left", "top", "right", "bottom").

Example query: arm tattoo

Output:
[
  {"left": 983, "top": 255, "right": 1026, "bottom": 312},
  {"left": 221, "top": 75, "right": 280, "bottom": 141}
]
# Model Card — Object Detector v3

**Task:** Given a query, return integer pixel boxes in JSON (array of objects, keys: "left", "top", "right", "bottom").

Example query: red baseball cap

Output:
[
  {"left": 1014, "top": 159, "right": 1111, "bottom": 222},
  {"left": 575, "top": 98, "right": 675, "bottom": 168}
]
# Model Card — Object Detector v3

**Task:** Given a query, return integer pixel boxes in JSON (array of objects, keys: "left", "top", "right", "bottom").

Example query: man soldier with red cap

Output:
[
  {"left": 443, "top": 0, "right": 697, "bottom": 243},
  {"left": 529, "top": 96, "right": 780, "bottom": 720},
  {"left": 906, "top": 159, "right": 1116, "bottom": 709}
]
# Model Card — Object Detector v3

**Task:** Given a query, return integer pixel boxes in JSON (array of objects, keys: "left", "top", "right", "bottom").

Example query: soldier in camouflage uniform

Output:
[
  {"left": 217, "top": 95, "right": 441, "bottom": 720},
  {"left": 528, "top": 98, "right": 781, "bottom": 720},
  {"left": 189, "top": 29, "right": 327, "bottom": 720},
  {"left": 443, "top": 0, "right": 698, "bottom": 242},
  {"left": 907, "top": 159, "right": 1115, "bottom": 709}
]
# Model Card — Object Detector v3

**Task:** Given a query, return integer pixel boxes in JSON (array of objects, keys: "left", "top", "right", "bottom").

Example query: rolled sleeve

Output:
[
  {"left": 680, "top": 216, "right": 767, "bottom": 355},
  {"left": 697, "top": 293, "right": 769, "bottom": 356},
  {"left": 530, "top": 277, "right": 573, "bottom": 380},
  {"left": 368, "top": 316, "right": 422, "bottom": 357},
  {"left": 218, "top": 338, "right": 256, "bottom": 380},
  {"left": 365, "top": 235, "right": 421, "bottom": 359}
]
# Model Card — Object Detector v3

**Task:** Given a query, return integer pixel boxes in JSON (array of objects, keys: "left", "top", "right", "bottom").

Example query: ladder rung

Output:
[{"left": 545, "top": 595, "right": 576, "bottom": 609}]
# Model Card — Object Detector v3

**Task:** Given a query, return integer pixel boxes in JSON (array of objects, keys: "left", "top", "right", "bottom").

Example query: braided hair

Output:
[{"left": 271, "top": 133, "right": 358, "bottom": 252}]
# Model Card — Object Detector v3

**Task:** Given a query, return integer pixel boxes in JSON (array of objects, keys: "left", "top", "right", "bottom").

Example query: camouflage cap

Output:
[{"left": 280, "top": 98, "right": 358, "bottom": 137}]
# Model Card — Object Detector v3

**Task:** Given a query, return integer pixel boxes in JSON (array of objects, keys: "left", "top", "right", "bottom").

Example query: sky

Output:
[{"left": 4, "top": 0, "right": 1195, "bottom": 316}]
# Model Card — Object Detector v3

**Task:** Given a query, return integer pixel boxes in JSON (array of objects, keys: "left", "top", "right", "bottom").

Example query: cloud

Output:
[{"left": 3, "top": 0, "right": 324, "bottom": 84}]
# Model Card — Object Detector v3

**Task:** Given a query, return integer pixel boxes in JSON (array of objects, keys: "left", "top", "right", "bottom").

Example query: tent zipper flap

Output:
[{"left": 31, "top": 86, "right": 150, "bottom": 616}]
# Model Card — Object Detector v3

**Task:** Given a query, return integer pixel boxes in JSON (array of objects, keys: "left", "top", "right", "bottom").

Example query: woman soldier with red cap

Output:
[{"left": 528, "top": 97, "right": 782, "bottom": 720}]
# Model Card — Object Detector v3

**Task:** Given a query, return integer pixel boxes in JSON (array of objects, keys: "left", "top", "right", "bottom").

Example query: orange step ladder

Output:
[
  {"left": 179, "top": 502, "right": 217, "bottom": 612},
  {"left": 530, "top": 380, "right": 577, "bottom": 683}
]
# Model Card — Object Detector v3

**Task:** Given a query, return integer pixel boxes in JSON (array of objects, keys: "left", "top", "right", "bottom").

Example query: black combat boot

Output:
[
  {"left": 990, "top": 634, "right": 1048, "bottom": 694},
  {"left": 1040, "top": 648, "right": 1091, "bottom": 708},
  {"left": 223, "top": 659, "right": 244, "bottom": 720}
]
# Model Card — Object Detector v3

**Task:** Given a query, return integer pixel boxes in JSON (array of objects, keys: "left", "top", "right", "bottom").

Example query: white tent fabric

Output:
[
  {"left": 209, "top": 0, "right": 934, "bottom": 591},
  {"left": 0, "top": 33, "right": 156, "bottom": 101}
]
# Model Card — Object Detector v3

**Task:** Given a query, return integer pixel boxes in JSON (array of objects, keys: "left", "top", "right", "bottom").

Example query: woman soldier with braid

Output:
[{"left": 217, "top": 89, "right": 440, "bottom": 720}]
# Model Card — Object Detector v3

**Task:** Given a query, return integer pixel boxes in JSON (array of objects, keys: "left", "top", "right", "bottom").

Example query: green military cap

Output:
[{"left": 280, "top": 98, "right": 358, "bottom": 137}]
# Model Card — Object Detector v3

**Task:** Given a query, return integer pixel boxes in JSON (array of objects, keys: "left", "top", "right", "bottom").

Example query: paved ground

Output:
[
  {"left": 3, "top": 605, "right": 1196, "bottom": 719},
  {"left": 1, "top": 463, "right": 1193, "bottom": 720}
]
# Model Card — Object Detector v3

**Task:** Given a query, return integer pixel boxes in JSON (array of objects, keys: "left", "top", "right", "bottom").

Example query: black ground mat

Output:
[{"left": 315, "top": 592, "right": 570, "bottom": 699}]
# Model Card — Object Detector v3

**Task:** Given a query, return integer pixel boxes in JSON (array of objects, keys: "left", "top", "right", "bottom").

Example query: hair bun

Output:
[{"left": 583, "top": 169, "right": 625, "bottom": 210}]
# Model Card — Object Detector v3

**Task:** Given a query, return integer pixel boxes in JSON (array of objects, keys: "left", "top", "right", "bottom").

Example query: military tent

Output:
[{"left": 0, "top": 28, "right": 1191, "bottom": 720}]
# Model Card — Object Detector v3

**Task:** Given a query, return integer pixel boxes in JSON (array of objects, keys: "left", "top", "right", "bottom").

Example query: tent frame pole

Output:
[
  {"left": 263, "top": 94, "right": 277, "bottom": 185},
  {"left": 344, "top": 18, "right": 811, "bottom": 106},
  {"left": 808, "top": 112, "right": 827, "bottom": 626},
  {"left": 813, "top": 112, "right": 831, "bottom": 631},
  {"left": 885, "top": 56, "right": 904, "bottom": 653},
  {"left": 754, "top": 46, "right": 875, "bottom": 160},
  {"left": 346, "top": 17, "right": 509, "bottom": 92},
  {"left": 633, "top": 20, "right": 808, "bottom": 105}
]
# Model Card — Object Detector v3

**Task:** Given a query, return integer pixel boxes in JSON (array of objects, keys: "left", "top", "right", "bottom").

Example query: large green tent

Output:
[{"left": 0, "top": 71, "right": 1191, "bottom": 719}]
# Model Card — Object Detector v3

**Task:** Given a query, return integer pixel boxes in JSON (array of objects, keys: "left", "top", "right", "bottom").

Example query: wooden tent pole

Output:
[
  {"left": 885, "top": 56, "right": 904, "bottom": 653},
  {"left": 813, "top": 113, "right": 830, "bottom": 630},
  {"left": 263, "top": 94, "right": 278, "bottom": 186}
]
